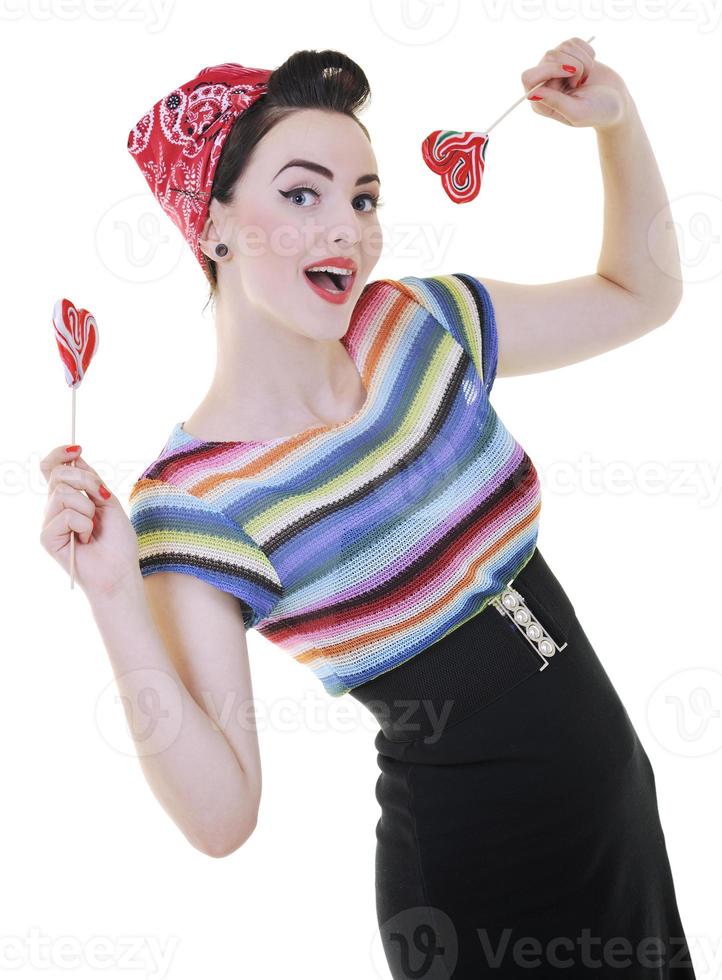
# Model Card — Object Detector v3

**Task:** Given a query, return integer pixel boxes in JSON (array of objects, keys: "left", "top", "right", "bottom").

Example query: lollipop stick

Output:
[
  {"left": 53, "top": 297, "right": 98, "bottom": 592},
  {"left": 484, "top": 34, "right": 595, "bottom": 133},
  {"left": 70, "top": 386, "right": 76, "bottom": 590}
]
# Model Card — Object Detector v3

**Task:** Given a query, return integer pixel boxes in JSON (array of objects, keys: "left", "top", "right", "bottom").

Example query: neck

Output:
[{"left": 190, "top": 288, "right": 365, "bottom": 438}]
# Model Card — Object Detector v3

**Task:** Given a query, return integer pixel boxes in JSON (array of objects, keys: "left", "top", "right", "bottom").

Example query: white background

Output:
[{"left": 4, "top": 1, "right": 721, "bottom": 977}]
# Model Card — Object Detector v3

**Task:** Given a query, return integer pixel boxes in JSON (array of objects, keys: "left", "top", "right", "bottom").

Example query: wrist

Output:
[
  {"left": 595, "top": 87, "right": 639, "bottom": 138},
  {"left": 87, "top": 569, "right": 145, "bottom": 611}
]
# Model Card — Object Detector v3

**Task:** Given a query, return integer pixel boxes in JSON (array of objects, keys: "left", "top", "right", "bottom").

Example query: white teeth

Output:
[{"left": 305, "top": 265, "right": 353, "bottom": 275}]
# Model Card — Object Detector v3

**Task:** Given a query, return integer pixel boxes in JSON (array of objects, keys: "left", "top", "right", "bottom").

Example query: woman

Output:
[{"left": 40, "top": 46, "right": 694, "bottom": 978}]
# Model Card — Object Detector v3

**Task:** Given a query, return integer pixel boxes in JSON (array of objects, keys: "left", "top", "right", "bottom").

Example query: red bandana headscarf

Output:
[{"left": 127, "top": 62, "right": 273, "bottom": 282}]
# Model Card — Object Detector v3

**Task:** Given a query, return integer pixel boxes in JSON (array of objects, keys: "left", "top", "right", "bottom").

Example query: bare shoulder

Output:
[{"left": 143, "top": 569, "right": 248, "bottom": 647}]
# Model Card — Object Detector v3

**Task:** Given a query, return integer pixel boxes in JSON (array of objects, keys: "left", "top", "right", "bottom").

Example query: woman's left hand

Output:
[{"left": 521, "top": 37, "right": 633, "bottom": 131}]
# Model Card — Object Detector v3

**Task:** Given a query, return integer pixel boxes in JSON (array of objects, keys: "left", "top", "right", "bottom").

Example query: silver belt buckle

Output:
[{"left": 490, "top": 583, "right": 568, "bottom": 671}]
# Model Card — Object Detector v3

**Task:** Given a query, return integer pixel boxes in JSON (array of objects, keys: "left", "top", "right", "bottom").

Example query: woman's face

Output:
[{"left": 206, "top": 108, "right": 384, "bottom": 339}]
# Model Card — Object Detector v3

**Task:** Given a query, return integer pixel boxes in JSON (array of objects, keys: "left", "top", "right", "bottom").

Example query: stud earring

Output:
[{"left": 215, "top": 243, "right": 229, "bottom": 257}]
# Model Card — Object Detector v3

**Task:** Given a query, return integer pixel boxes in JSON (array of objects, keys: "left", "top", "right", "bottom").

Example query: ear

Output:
[{"left": 198, "top": 211, "right": 219, "bottom": 260}]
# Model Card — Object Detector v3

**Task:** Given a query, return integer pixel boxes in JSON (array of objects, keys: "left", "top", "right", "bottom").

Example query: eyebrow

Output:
[{"left": 272, "top": 159, "right": 380, "bottom": 187}]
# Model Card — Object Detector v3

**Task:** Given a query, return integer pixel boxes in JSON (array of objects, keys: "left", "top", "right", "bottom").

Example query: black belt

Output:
[{"left": 348, "top": 546, "right": 577, "bottom": 744}]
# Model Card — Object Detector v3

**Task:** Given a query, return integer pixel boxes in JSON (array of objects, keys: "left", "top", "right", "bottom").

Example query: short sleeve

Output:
[
  {"left": 128, "top": 477, "right": 283, "bottom": 630},
  {"left": 397, "top": 273, "right": 499, "bottom": 396}
]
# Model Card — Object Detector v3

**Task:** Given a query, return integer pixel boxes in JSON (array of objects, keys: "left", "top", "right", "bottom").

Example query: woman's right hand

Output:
[{"left": 39, "top": 445, "right": 141, "bottom": 600}]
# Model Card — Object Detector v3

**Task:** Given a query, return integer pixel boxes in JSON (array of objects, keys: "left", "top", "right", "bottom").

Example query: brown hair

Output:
[{"left": 202, "top": 49, "right": 372, "bottom": 312}]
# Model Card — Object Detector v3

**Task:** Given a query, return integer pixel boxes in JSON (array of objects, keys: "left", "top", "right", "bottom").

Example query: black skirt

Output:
[{"left": 349, "top": 546, "right": 697, "bottom": 979}]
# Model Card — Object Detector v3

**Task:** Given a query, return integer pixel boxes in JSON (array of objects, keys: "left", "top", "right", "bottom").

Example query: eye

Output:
[
  {"left": 355, "top": 193, "right": 385, "bottom": 213},
  {"left": 278, "top": 184, "right": 384, "bottom": 212},
  {"left": 278, "top": 182, "right": 323, "bottom": 207}
]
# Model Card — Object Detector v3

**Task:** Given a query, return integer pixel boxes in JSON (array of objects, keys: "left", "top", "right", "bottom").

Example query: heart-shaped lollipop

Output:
[
  {"left": 421, "top": 130, "right": 490, "bottom": 204},
  {"left": 52, "top": 297, "right": 100, "bottom": 590},
  {"left": 53, "top": 298, "right": 100, "bottom": 388}
]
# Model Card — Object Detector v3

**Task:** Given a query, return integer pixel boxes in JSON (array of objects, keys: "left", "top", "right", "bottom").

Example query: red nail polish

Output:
[
  {"left": 99, "top": 485, "right": 111, "bottom": 499},
  {"left": 562, "top": 64, "right": 577, "bottom": 73},
  {"left": 529, "top": 95, "right": 543, "bottom": 100},
  {"left": 66, "top": 445, "right": 81, "bottom": 453}
]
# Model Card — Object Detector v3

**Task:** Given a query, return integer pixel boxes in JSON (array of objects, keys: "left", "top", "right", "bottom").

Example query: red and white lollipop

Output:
[
  {"left": 421, "top": 131, "right": 490, "bottom": 204},
  {"left": 52, "top": 297, "right": 100, "bottom": 590}
]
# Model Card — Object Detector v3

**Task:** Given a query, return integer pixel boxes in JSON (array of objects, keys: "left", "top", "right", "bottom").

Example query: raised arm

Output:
[{"left": 478, "top": 37, "right": 683, "bottom": 378}]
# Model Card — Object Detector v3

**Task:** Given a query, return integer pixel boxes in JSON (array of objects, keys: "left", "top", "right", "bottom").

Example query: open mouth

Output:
[{"left": 304, "top": 269, "right": 354, "bottom": 294}]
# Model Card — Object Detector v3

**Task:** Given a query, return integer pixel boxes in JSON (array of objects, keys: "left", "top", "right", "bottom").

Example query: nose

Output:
[
  {"left": 327, "top": 199, "right": 365, "bottom": 248},
  {"left": 333, "top": 228, "right": 360, "bottom": 249},
  {"left": 330, "top": 225, "right": 361, "bottom": 253}
]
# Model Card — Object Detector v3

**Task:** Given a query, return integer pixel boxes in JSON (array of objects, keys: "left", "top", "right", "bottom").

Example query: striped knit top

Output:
[{"left": 128, "top": 274, "right": 542, "bottom": 697}]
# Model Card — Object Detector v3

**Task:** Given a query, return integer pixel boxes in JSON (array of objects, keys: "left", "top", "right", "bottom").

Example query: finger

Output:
[
  {"left": 48, "top": 462, "right": 111, "bottom": 503},
  {"left": 46, "top": 482, "right": 95, "bottom": 520},
  {"left": 522, "top": 53, "right": 585, "bottom": 94},
  {"left": 47, "top": 462, "right": 108, "bottom": 503},
  {"left": 41, "top": 505, "right": 94, "bottom": 549},
  {"left": 558, "top": 39, "right": 596, "bottom": 87},
  {"left": 562, "top": 42, "right": 594, "bottom": 87},
  {"left": 527, "top": 67, "right": 582, "bottom": 125},
  {"left": 60, "top": 453, "right": 95, "bottom": 474},
  {"left": 527, "top": 82, "right": 584, "bottom": 125},
  {"left": 39, "top": 444, "right": 86, "bottom": 483},
  {"left": 567, "top": 36, "right": 595, "bottom": 59},
  {"left": 528, "top": 98, "right": 562, "bottom": 122}
]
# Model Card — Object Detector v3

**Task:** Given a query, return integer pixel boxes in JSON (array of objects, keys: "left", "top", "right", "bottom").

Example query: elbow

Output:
[
  {"left": 645, "top": 278, "right": 684, "bottom": 327},
  {"left": 638, "top": 282, "right": 683, "bottom": 330},
  {"left": 661, "top": 280, "right": 684, "bottom": 321},
  {"left": 201, "top": 837, "right": 247, "bottom": 860},
  {"left": 191, "top": 811, "right": 259, "bottom": 859}
]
